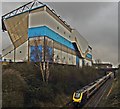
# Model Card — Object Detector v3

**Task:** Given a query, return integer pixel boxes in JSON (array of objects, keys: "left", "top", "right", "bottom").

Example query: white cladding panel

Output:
[
  {"left": 2, "top": 44, "right": 14, "bottom": 57},
  {"left": 79, "top": 59, "right": 82, "bottom": 67},
  {"left": 84, "top": 59, "right": 92, "bottom": 66},
  {"left": 29, "top": 11, "right": 45, "bottom": 28},
  {"left": 2, "top": 40, "right": 28, "bottom": 63},
  {"left": 72, "top": 29, "right": 88, "bottom": 54},
  {"left": 29, "top": 11, "right": 72, "bottom": 41},
  {"left": 3, "top": 50, "right": 14, "bottom": 62},
  {"left": 73, "top": 55, "right": 76, "bottom": 65},
  {"left": 54, "top": 48, "right": 62, "bottom": 64},
  {"left": 61, "top": 51, "right": 68, "bottom": 64},
  {"left": 54, "top": 48, "right": 77, "bottom": 65},
  {"left": 44, "top": 12, "right": 72, "bottom": 41},
  {"left": 68, "top": 53, "right": 73, "bottom": 65},
  {"left": 15, "top": 41, "right": 28, "bottom": 62}
]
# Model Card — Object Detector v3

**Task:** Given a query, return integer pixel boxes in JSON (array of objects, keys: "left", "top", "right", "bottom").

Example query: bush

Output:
[
  {"left": 49, "top": 65, "right": 103, "bottom": 95},
  {"left": 2, "top": 63, "right": 103, "bottom": 107},
  {"left": 2, "top": 69, "right": 27, "bottom": 107}
]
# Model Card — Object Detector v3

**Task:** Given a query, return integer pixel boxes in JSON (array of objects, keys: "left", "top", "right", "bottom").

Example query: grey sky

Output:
[{"left": 1, "top": 2, "right": 118, "bottom": 66}]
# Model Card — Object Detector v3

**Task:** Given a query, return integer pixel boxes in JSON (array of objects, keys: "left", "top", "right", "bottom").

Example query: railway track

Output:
[
  {"left": 63, "top": 74, "right": 114, "bottom": 108},
  {"left": 84, "top": 78, "right": 113, "bottom": 107}
]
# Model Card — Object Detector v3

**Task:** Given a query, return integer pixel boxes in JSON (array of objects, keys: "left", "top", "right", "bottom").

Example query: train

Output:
[{"left": 72, "top": 72, "right": 112, "bottom": 107}]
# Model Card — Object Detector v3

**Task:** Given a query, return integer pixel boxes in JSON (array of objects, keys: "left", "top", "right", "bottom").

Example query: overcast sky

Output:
[{"left": 1, "top": 2, "right": 118, "bottom": 66}]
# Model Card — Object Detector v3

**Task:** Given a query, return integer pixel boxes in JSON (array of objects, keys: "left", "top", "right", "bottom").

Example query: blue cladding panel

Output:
[
  {"left": 28, "top": 26, "right": 75, "bottom": 50},
  {"left": 28, "top": 26, "right": 46, "bottom": 37},
  {"left": 76, "top": 56, "right": 79, "bottom": 66},
  {"left": 86, "top": 53, "right": 92, "bottom": 59},
  {"left": 47, "top": 47, "right": 52, "bottom": 55},
  {"left": 82, "top": 59, "right": 85, "bottom": 66},
  {"left": 46, "top": 46, "right": 53, "bottom": 62},
  {"left": 30, "top": 45, "right": 42, "bottom": 62}
]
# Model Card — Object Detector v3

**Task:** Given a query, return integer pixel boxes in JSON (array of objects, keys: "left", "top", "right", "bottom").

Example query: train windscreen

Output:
[{"left": 74, "top": 92, "right": 81, "bottom": 99}]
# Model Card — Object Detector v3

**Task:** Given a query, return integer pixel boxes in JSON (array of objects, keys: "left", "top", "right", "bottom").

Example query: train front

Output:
[{"left": 72, "top": 91, "right": 83, "bottom": 107}]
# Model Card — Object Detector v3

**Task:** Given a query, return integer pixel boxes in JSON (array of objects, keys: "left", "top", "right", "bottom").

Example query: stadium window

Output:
[
  {"left": 57, "top": 55, "right": 59, "bottom": 58},
  {"left": 57, "top": 27, "right": 59, "bottom": 29},
  {"left": 9, "top": 59, "right": 12, "bottom": 62}
]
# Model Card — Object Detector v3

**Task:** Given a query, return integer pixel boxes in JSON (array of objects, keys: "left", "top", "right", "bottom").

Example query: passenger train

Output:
[{"left": 72, "top": 72, "right": 112, "bottom": 107}]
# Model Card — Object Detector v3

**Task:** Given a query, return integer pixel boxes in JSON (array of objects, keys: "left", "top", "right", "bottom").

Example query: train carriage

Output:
[{"left": 72, "top": 72, "right": 112, "bottom": 107}]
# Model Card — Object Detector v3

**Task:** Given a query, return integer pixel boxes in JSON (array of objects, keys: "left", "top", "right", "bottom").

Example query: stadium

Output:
[{"left": 2, "top": 1, "right": 92, "bottom": 67}]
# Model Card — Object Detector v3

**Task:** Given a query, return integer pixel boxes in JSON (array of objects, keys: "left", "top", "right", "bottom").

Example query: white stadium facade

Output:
[{"left": 2, "top": 1, "right": 92, "bottom": 67}]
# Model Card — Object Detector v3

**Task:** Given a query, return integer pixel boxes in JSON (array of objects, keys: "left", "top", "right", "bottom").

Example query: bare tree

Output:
[
  {"left": 33, "top": 38, "right": 54, "bottom": 83},
  {"left": 95, "top": 59, "right": 101, "bottom": 64},
  {"left": 33, "top": 39, "right": 45, "bottom": 82}
]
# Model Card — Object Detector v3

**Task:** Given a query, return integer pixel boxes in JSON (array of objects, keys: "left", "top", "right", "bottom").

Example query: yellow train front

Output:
[
  {"left": 72, "top": 90, "right": 87, "bottom": 107},
  {"left": 72, "top": 72, "right": 112, "bottom": 107}
]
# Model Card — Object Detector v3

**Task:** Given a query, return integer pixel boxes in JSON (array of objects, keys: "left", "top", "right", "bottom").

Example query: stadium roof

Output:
[{"left": 2, "top": 0, "right": 72, "bottom": 32}]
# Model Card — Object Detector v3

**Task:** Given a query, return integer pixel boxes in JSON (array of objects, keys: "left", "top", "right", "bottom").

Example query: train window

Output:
[
  {"left": 89, "top": 82, "right": 94, "bottom": 86},
  {"left": 74, "top": 92, "right": 81, "bottom": 99},
  {"left": 89, "top": 86, "right": 96, "bottom": 92}
]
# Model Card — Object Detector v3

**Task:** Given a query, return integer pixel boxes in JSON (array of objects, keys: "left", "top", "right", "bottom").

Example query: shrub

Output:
[
  {"left": 2, "top": 63, "right": 103, "bottom": 107},
  {"left": 2, "top": 69, "right": 27, "bottom": 107}
]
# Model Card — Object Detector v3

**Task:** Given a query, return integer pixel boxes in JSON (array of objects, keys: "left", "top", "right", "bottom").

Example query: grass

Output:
[{"left": 2, "top": 62, "right": 104, "bottom": 107}]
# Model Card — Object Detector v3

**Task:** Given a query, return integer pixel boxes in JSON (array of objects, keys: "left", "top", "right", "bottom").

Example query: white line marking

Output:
[{"left": 107, "top": 84, "right": 113, "bottom": 97}]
